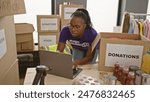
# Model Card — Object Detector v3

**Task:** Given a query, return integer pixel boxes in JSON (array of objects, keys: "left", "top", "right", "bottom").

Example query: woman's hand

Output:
[{"left": 73, "top": 60, "right": 80, "bottom": 68}]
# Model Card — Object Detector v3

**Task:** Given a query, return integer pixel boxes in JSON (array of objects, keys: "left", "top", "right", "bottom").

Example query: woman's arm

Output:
[
  {"left": 57, "top": 42, "right": 66, "bottom": 52},
  {"left": 73, "top": 46, "right": 94, "bottom": 66}
]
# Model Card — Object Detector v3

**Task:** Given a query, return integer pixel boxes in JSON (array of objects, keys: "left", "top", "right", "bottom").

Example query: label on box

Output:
[
  {"left": 0, "top": 29, "right": 7, "bottom": 59},
  {"left": 41, "top": 18, "right": 58, "bottom": 31},
  {"left": 39, "top": 35, "right": 56, "bottom": 48},
  {"left": 64, "top": 7, "right": 78, "bottom": 19},
  {"left": 105, "top": 44, "right": 143, "bottom": 67}
]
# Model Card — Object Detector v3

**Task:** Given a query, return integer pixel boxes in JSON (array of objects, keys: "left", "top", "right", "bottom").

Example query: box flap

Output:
[
  {"left": 100, "top": 32, "right": 140, "bottom": 40},
  {"left": 0, "top": 0, "right": 26, "bottom": 17},
  {"left": 15, "top": 23, "right": 35, "bottom": 34},
  {"left": 91, "top": 33, "right": 100, "bottom": 52},
  {"left": 140, "top": 34, "right": 150, "bottom": 41},
  {"left": 16, "top": 33, "right": 33, "bottom": 43}
]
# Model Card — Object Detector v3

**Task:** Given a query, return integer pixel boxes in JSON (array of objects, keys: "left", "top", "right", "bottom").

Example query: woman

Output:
[{"left": 57, "top": 8, "right": 99, "bottom": 67}]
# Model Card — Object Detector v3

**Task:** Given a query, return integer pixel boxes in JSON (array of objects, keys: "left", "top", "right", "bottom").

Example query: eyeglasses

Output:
[{"left": 68, "top": 24, "right": 82, "bottom": 30}]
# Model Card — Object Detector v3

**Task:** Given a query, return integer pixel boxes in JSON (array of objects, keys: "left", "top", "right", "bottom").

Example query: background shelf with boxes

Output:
[
  {"left": 37, "top": 15, "right": 60, "bottom": 50},
  {"left": 37, "top": 3, "right": 84, "bottom": 50}
]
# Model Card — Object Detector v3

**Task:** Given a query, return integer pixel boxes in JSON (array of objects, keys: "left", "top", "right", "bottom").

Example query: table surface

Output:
[{"left": 24, "top": 63, "right": 121, "bottom": 85}]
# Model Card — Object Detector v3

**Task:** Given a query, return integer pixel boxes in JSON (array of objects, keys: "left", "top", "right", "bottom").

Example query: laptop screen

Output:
[{"left": 39, "top": 50, "right": 75, "bottom": 79}]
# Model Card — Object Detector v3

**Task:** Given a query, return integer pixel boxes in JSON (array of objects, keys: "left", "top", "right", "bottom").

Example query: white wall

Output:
[
  {"left": 147, "top": 0, "right": 150, "bottom": 19},
  {"left": 87, "top": 0, "right": 119, "bottom": 33},
  {"left": 14, "top": 0, "right": 51, "bottom": 43}
]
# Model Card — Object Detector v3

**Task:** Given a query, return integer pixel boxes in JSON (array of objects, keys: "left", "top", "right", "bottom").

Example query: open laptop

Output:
[{"left": 39, "top": 50, "right": 82, "bottom": 79}]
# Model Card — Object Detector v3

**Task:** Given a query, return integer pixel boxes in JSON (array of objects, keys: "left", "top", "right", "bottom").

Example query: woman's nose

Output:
[{"left": 71, "top": 28, "right": 77, "bottom": 33}]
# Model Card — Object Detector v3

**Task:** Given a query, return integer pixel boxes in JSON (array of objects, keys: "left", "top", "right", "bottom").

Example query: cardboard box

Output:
[
  {"left": 99, "top": 32, "right": 150, "bottom": 72},
  {"left": 15, "top": 23, "right": 35, "bottom": 52},
  {"left": 38, "top": 32, "right": 59, "bottom": 50},
  {"left": 0, "top": 16, "right": 17, "bottom": 78},
  {"left": 59, "top": 4, "right": 83, "bottom": 21},
  {"left": 0, "top": 0, "right": 26, "bottom": 17},
  {"left": 37, "top": 15, "right": 60, "bottom": 33},
  {"left": 140, "top": 34, "right": 150, "bottom": 41},
  {"left": 61, "top": 20, "right": 69, "bottom": 30},
  {"left": 17, "top": 40, "right": 34, "bottom": 51},
  {"left": 0, "top": 59, "right": 19, "bottom": 85},
  {"left": 16, "top": 43, "right": 21, "bottom": 51}
]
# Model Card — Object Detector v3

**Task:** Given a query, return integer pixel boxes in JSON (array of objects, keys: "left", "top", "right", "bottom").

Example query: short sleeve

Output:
[
  {"left": 87, "top": 28, "right": 98, "bottom": 45},
  {"left": 59, "top": 27, "right": 70, "bottom": 43}
]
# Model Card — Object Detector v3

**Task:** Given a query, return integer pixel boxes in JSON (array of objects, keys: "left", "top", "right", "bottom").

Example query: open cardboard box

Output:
[
  {"left": 99, "top": 32, "right": 150, "bottom": 72},
  {"left": 15, "top": 23, "right": 35, "bottom": 52}
]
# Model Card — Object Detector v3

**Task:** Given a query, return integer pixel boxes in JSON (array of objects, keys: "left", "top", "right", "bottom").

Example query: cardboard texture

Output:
[
  {"left": 0, "top": 16, "right": 17, "bottom": 78},
  {"left": 61, "top": 20, "right": 69, "bottom": 30},
  {"left": 140, "top": 34, "right": 150, "bottom": 41},
  {"left": 59, "top": 4, "right": 84, "bottom": 29},
  {"left": 99, "top": 32, "right": 150, "bottom": 72},
  {"left": 37, "top": 15, "right": 60, "bottom": 33},
  {"left": 0, "top": 60, "right": 19, "bottom": 85},
  {"left": 16, "top": 43, "right": 21, "bottom": 51},
  {"left": 0, "top": 0, "right": 26, "bottom": 17},
  {"left": 15, "top": 23, "right": 35, "bottom": 34},
  {"left": 59, "top": 4, "right": 83, "bottom": 21},
  {"left": 15, "top": 23, "right": 35, "bottom": 51},
  {"left": 16, "top": 33, "right": 33, "bottom": 43},
  {"left": 17, "top": 40, "right": 34, "bottom": 51},
  {"left": 38, "top": 32, "right": 59, "bottom": 50}
]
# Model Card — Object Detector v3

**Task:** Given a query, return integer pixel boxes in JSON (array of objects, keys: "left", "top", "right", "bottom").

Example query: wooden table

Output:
[{"left": 24, "top": 63, "right": 120, "bottom": 85}]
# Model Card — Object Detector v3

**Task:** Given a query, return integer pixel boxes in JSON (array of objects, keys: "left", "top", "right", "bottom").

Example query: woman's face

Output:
[{"left": 69, "top": 17, "right": 86, "bottom": 37}]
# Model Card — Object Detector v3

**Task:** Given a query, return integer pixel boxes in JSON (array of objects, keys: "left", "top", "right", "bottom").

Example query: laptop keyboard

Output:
[
  {"left": 73, "top": 68, "right": 78, "bottom": 75},
  {"left": 73, "top": 68, "right": 82, "bottom": 77}
]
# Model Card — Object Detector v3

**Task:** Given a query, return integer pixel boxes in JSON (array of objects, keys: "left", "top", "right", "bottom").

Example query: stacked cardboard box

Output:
[
  {"left": 0, "top": 0, "right": 26, "bottom": 84},
  {"left": 99, "top": 32, "right": 150, "bottom": 72},
  {"left": 37, "top": 15, "right": 60, "bottom": 50},
  {"left": 59, "top": 3, "right": 83, "bottom": 29},
  {"left": 15, "top": 23, "right": 35, "bottom": 52}
]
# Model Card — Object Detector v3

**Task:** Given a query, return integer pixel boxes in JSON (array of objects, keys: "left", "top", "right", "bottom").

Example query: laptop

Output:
[{"left": 39, "top": 50, "right": 82, "bottom": 79}]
